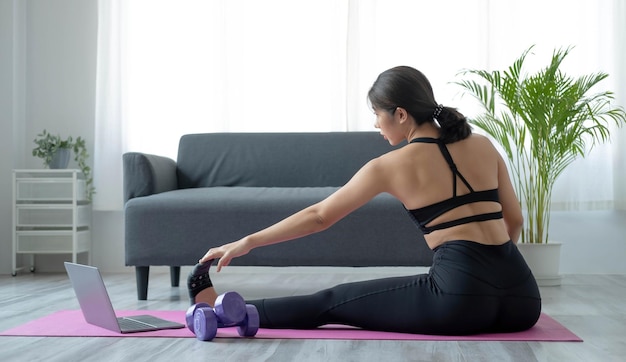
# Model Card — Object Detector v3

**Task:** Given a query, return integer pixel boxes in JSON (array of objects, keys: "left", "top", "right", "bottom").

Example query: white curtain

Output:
[{"left": 95, "top": 0, "right": 626, "bottom": 211}]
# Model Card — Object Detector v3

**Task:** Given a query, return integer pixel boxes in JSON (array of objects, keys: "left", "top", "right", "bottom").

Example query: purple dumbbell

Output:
[
  {"left": 193, "top": 307, "right": 219, "bottom": 341},
  {"left": 185, "top": 302, "right": 211, "bottom": 333},
  {"left": 213, "top": 291, "right": 247, "bottom": 326},
  {"left": 185, "top": 291, "right": 260, "bottom": 341},
  {"left": 237, "top": 304, "right": 260, "bottom": 337}
]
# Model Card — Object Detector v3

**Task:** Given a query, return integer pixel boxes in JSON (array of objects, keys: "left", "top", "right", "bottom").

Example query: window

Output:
[{"left": 95, "top": 0, "right": 625, "bottom": 210}]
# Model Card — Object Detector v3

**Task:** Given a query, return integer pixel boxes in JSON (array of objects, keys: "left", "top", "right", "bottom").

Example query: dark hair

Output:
[{"left": 367, "top": 66, "right": 471, "bottom": 143}]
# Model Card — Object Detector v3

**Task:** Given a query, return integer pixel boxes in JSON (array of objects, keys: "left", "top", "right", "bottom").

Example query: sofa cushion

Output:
[
  {"left": 124, "top": 187, "right": 432, "bottom": 267},
  {"left": 176, "top": 132, "right": 398, "bottom": 189}
]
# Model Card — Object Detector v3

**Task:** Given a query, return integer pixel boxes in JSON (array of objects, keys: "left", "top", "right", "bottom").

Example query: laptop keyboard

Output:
[
  {"left": 117, "top": 317, "right": 156, "bottom": 331},
  {"left": 117, "top": 315, "right": 184, "bottom": 332}
]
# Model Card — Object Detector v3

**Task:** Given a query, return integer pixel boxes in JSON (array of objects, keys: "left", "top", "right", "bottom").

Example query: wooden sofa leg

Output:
[
  {"left": 135, "top": 266, "right": 150, "bottom": 300},
  {"left": 170, "top": 266, "right": 180, "bottom": 287}
]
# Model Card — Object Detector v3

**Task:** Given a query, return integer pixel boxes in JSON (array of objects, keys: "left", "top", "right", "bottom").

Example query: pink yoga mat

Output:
[{"left": 0, "top": 310, "right": 582, "bottom": 341}]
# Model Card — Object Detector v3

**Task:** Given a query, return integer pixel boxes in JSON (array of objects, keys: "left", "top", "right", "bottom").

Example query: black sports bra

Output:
[{"left": 405, "top": 137, "right": 503, "bottom": 234}]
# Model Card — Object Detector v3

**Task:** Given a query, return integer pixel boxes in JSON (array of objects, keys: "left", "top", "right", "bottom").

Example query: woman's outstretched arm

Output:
[{"left": 200, "top": 157, "right": 390, "bottom": 271}]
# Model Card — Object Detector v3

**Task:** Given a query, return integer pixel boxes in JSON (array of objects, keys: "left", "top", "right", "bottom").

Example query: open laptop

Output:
[{"left": 64, "top": 262, "right": 185, "bottom": 333}]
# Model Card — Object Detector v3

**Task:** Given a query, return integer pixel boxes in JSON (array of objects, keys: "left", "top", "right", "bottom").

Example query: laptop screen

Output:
[{"left": 64, "top": 262, "right": 122, "bottom": 332}]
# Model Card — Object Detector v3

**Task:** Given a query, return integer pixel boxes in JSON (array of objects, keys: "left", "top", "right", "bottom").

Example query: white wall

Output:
[
  {"left": 0, "top": 0, "right": 99, "bottom": 274},
  {"left": 0, "top": 0, "right": 15, "bottom": 276},
  {"left": 24, "top": 0, "right": 97, "bottom": 164},
  {"left": 1, "top": 1, "right": 625, "bottom": 275}
]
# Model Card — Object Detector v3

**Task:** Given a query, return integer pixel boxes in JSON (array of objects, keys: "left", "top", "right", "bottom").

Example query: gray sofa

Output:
[{"left": 123, "top": 132, "right": 433, "bottom": 300}]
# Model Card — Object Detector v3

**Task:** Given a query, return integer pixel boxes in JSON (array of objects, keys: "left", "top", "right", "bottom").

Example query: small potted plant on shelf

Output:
[
  {"left": 32, "top": 129, "right": 95, "bottom": 201},
  {"left": 456, "top": 45, "right": 626, "bottom": 286}
]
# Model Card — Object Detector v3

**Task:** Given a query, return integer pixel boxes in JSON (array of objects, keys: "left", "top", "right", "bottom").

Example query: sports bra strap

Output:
[
  {"left": 407, "top": 137, "right": 503, "bottom": 234},
  {"left": 409, "top": 137, "right": 474, "bottom": 194},
  {"left": 419, "top": 211, "right": 503, "bottom": 234}
]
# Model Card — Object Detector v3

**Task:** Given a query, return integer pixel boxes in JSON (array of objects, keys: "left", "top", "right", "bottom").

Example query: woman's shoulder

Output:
[
  {"left": 462, "top": 133, "right": 498, "bottom": 150},
  {"left": 448, "top": 134, "right": 501, "bottom": 161},
  {"left": 368, "top": 143, "right": 414, "bottom": 170},
  {"left": 467, "top": 133, "right": 490, "bottom": 143}
]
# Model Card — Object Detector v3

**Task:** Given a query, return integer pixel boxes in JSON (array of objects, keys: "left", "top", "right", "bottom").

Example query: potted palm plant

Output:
[{"left": 456, "top": 46, "right": 626, "bottom": 285}]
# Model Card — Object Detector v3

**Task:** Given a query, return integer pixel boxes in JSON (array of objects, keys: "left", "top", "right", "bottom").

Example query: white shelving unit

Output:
[{"left": 12, "top": 169, "right": 92, "bottom": 276}]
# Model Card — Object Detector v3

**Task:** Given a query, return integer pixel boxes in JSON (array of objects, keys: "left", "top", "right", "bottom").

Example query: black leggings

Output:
[{"left": 247, "top": 240, "right": 541, "bottom": 335}]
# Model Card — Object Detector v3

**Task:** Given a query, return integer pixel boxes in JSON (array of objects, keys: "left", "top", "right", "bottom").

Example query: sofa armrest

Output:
[{"left": 123, "top": 152, "right": 178, "bottom": 202}]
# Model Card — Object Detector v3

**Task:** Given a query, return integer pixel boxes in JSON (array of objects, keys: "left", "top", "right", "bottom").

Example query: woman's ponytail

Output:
[{"left": 434, "top": 105, "right": 472, "bottom": 143}]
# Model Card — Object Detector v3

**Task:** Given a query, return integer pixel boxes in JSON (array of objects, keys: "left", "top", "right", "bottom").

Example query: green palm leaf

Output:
[{"left": 455, "top": 46, "right": 626, "bottom": 243}]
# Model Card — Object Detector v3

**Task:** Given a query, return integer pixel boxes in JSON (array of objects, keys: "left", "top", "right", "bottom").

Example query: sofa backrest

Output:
[{"left": 177, "top": 132, "right": 399, "bottom": 188}]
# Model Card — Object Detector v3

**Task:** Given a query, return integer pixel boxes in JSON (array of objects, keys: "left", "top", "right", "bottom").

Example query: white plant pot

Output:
[{"left": 516, "top": 242, "right": 562, "bottom": 287}]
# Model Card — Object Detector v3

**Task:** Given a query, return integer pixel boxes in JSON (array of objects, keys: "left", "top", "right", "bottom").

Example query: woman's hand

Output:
[{"left": 199, "top": 238, "right": 251, "bottom": 272}]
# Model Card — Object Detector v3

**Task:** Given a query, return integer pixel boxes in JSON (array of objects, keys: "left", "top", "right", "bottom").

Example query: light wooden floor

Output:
[{"left": 1, "top": 266, "right": 624, "bottom": 362}]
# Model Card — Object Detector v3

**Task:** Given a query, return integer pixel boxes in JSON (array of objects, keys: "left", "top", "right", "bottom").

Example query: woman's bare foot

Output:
[{"left": 187, "top": 261, "right": 219, "bottom": 305}]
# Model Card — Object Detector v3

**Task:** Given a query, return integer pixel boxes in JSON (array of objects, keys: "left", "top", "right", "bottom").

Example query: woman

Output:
[{"left": 188, "top": 66, "right": 541, "bottom": 335}]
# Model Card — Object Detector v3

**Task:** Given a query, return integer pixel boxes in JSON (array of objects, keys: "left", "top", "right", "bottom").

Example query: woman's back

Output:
[{"left": 380, "top": 133, "right": 515, "bottom": 249}]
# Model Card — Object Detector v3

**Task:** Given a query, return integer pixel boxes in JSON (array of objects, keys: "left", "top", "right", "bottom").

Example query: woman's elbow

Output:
[
  {"left": 511, "top": 212, "right": 524, "bottom": 229},
  {"left": 315, "top": 212, "right": 339, "bottom": 233},
  {"left": 305, "top": 208, "right": 334, "bottom": 234},
  {"left": 502, "top": 200, "right": 524, "bottom": 232},
  {"left": 505, "top": 212, "right": 524, "bottom": 243}
]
